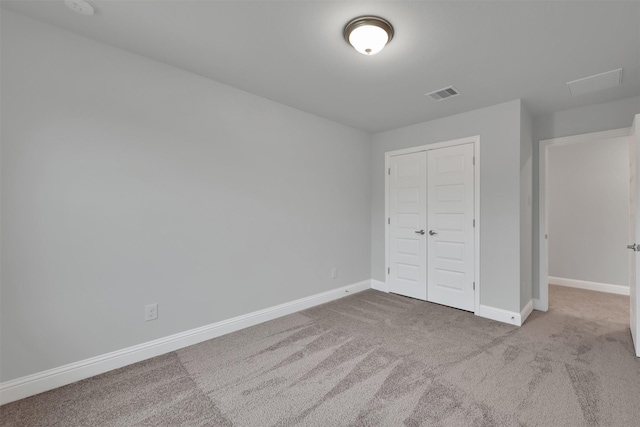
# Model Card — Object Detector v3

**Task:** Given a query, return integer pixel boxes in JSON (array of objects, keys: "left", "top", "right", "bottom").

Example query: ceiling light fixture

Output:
[{"left": 344, "top": 16, "right": 394, "bottom": 55}]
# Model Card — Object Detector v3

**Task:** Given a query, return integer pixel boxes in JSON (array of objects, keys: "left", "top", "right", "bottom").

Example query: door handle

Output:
[
  {"left": 415, "top": 230, "right": 425, "bottom": 235},
  {"left": 628, "top": 244, "right": 637, "bottom": 251},
  {"left": 429, "top": 230, "right": 437, "bottom": 236}
]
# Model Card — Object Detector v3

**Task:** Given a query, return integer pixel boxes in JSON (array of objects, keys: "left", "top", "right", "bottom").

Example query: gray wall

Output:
[
  {"left": 548, "top": 136, "right": 630, "bottom": 286},
  {"left": 532, "top": 96, "right": 640, "bottom": 299},
  {"left": 520, "top": 105, "right": 533, "bottom": 309},
  {"left": 0, "top": 11, "right": 372, "bottom": 381},
  {"left": 371, "top": 100, "right": 523, "bottom": 313}
]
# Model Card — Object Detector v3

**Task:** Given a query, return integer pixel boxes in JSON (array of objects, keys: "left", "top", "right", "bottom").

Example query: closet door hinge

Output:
[
  {"left": 388, "top": 168, "right": 391, "bottom": 175},
  {"left": 388, "top": 218, "right": 390, "bottom": 225},
  {"left": 473, "top": 219, "right": 475, "bottom": 227},
  {"left": 473, "top": 157, "right": 475, "bottom": 166},
  {"left": 473, "top": 282, "right": 476, "bottom": 291},
  {"left": 388, "top": 267, "right": 390, "bottom": 275}
]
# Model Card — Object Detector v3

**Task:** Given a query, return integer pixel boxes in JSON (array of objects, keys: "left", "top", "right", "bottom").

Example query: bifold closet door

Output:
[
  {"left": 388, "top": 151, "right": 428, "bottom": 300},
  {"left": 427, "top": 143, "right": 475, "bottom": 311}
]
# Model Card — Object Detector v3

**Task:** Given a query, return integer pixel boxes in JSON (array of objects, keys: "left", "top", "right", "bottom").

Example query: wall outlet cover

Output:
[{"left": 145, "top": 303, "right": 158, "bottom": 321}]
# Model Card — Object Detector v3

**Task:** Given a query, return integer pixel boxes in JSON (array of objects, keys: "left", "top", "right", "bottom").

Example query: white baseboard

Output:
[
  {"left": 549, "top": 276, "right": 630, "bottom": 296},
  {"left": 0, "top": 280, "right": 372, "bottom": 405},
  {"left": 533, "top": 298, "right": 547, "bottom": 312},
  {"left": 520, "top": 300, "right": 533, "bottom": 324},
  {"left": 478, "top": 305, "right": 522, "bottom": 326},
  {"left": 371, "top": 279, "right": 388, "bottom": 292}
]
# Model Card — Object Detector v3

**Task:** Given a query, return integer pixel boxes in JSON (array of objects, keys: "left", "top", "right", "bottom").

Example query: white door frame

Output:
[
  {"left": 384, "top": 135, "right": 481, "bottom": 315},
  {"left": 537, "top": 127, "right": 632, "bottom": 311}
]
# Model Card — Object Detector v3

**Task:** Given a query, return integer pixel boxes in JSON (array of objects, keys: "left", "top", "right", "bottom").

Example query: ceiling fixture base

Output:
[{"left": 65, "top": 0, "right": 94, "bottom": 16}]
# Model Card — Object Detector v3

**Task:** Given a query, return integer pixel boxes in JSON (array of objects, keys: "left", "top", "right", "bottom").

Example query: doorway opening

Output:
[
  {"left": 538, "top": 128, "right": 630, "bottom": 338},
  {"left": 539, "top": 127, "right": 632, "bottom": 312}
]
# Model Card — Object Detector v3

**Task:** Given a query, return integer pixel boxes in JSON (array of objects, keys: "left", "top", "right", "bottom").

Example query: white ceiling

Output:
[{"left": 2, "top": 0, "right": 639, "bottom": 133}]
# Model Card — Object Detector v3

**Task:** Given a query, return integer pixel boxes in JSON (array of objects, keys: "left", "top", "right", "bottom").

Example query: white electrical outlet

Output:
[
  {"left": 331, "top": 267, "right": 338, "bottom": 279},
  {"left": 145, "top": 303, "right": 158, "bottom": 321}
]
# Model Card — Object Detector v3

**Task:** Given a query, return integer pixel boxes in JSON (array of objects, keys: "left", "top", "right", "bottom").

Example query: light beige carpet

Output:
[{"left": 1, "top": 285, "right": 639, "bottom": 426}]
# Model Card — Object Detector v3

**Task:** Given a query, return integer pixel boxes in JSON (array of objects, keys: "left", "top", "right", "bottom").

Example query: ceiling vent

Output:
[
  {"left": 567, "top": 68, "right": 622, "bottom": 97},
  {"left": 426, "top": 86, "right": 460, "bottom": 101}
]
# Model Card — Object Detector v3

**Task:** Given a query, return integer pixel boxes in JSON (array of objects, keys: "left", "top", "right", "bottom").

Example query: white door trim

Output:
[
  {"left": 385, "top": 136, "right": 480, "bottom": 315},
  {"left": 538, "top": 127, "right": 632, "bottom": 312}
]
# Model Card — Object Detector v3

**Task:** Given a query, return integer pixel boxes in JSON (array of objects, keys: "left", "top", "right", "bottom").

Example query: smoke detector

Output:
[
  {"left": 426, "top": 86, "right": 460, "bottom": 101},
  {"left": 65, "top": 0, "right": 94, "bottom": 16}
]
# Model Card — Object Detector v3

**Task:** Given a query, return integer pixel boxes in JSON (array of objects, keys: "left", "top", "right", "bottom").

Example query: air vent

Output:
[
  {"left": 426, "top": 86, "right": 460, "bottom": 101},
  {"left": 567, "top": 68, "right": 622, "bottom": 97}
]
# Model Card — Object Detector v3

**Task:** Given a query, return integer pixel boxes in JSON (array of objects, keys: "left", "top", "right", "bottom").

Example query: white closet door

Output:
[
  {"left": 427, "top": 143, "right": 475, "bottom": 311},
  {"left": 388, "top": 151, "right": 427, "bottom": 300}
]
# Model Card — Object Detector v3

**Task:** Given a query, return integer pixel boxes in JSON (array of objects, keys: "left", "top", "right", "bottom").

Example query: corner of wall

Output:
[{"left": 520, "top": 102, "right": 534, "bottom": 310}]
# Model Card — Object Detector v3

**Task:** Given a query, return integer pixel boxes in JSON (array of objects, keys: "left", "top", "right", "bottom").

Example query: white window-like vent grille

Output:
[
  {"left": 426, "top": 86, "right": 460, "bottom": 101},
  {"left": 567, "top": 68, "right": 622, "bottom": 97}
]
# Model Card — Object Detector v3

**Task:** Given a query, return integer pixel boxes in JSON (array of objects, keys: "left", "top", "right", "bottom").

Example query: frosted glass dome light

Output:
[{"left": 344, "top": 16, "right": 394, "bottom": 55}]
